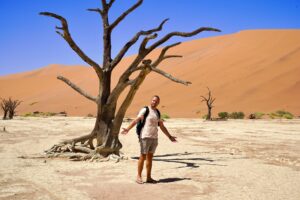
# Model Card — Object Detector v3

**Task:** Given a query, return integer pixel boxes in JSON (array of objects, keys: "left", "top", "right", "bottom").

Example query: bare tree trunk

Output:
[
  {"left": 3, "top": 110, "right": 8, "bottom": 120},
  {"left": 207, "top": 105, "right": 212, "bottom": 120},
  {"left": 92, "top": 103, "right": 122, "bottom": 156},
  {"left": 8, "top": 111, "right": 14, "bottom": 119},
  {"left": 1, "top": 98, "right": 9, "bottom": 120}
]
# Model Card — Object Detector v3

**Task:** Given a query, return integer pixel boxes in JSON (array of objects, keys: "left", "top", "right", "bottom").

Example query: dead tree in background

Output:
[
  {"left": 1, "top": 98, "right": 9, "bottom": 120},
  {"left": 1, "top": 98, "right": 22, "bottom": 120},
  {"left": 8, "top": 98, "right": 22, "bottom": 119},
  {"left": 201, "top": 87, "right": 215, "bottom": 120},
  {"left": 40, "top": 0, "right": 220, "bottom": 161}
]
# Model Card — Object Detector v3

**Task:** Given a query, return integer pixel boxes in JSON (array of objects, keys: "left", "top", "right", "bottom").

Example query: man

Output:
[{"left": 121, "top": 95, "right": 177, "bottom": 184}]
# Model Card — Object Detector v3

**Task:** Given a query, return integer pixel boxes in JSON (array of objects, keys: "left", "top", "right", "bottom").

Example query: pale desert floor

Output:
[{"left": 0, "top": 117, "right": 299, "bottom": 200}]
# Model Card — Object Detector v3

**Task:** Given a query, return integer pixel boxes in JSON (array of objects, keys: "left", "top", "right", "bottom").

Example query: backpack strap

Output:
[
  {"left": 155, "top": 109, "right": 161, "bottom": 119},
  {"left": 136, "top": 106, "right": 149, "bottom": 138},
  {"left": 143, "top": 106, "right": 150, "bottom": 121},
  {"left": 139, "top": 106, "right": 149, "bottom": 129},
  {"left": 155, "top": 108, "right": 161, "bottom": 126}
]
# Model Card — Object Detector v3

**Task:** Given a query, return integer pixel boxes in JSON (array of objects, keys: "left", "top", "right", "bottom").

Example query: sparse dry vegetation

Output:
[
  {"left": 269, "top": 110, "right": 294, "bottom": 119},
  {"left": 23, "top": 111, "right": 67, "bottom": 117},
  {"left": 1, "top": 97, "right": 22, "bottom": 120},
  {"left": 229, "top": 112, "right": 245, "bottom": 119},
  {"left": 86, "top": 113, "right": 94, "bottom": 118},
  {"left": 218, "top": 112, "right": 229, "bottom": 119},
  {"left": 161, "top": 113, "right": 170, "bottom": 120},
  {"left": 254, "top": 112, "right": 265, "bottom": 119}
]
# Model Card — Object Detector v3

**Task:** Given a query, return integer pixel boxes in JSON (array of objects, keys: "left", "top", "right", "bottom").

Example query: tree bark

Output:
[
  {"left": 207, "top": 105, "right": 212, "bottom": 120},
  {"left": 3, "top": 110, "right": 8, "bottom": 120},
  {"left": 92, "top": 103, "right": 122, "bottom": 156}
]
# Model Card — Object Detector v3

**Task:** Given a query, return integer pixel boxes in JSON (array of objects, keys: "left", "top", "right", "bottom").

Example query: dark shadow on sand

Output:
[
  {"left": 158, "top": 177, "right": 191, "bottom": 183},
  {"left": 131, "top": 152, "right": 227, "bottom": 168}
]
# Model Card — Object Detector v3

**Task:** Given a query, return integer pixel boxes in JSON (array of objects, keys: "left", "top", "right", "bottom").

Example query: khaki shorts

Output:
[{"left": 140, "top": 138, "right": 158, "bottom": 154}]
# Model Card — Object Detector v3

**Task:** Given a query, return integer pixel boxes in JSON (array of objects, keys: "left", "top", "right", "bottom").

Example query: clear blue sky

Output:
[{"left": 0, "top": 0, "right": 299, "bottom": 76}]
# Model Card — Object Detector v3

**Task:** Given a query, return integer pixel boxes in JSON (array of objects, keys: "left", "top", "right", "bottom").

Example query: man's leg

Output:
[
  {"left": 145, "top": 139, "right": 158, "bottom": 183},
  {"left": 137, "top": 154, "right": 146, "bottom": 183},
  {"left": 146, "top": 153, "right": 154, "bottom": 181}
]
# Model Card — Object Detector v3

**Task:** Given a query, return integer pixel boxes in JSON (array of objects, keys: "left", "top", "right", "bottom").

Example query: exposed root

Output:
[
  {"left": 41, "top": 142, "right": 128, "bottom": 162},
  {"left": 37, "top": 131, "right": 126, "bottom": 162},
  {"left": 18, "top": 155, "right": 46, "bottom": 159}
]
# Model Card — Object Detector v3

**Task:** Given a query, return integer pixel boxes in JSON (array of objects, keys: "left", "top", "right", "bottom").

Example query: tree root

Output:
[
  {"left": 38, "top": 130, "right": 126, "bottom": 162},
  {"left": 41, "top": 142, "right": 128, "bottom": 162}
]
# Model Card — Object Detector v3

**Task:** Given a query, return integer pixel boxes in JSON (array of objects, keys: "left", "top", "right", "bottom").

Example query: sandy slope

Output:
[
  {"left": 0, "top": 117, "right": 299, "bottom": 200},
  {"left": 0, "top": 30, "right": 300, "bottom": 117}
]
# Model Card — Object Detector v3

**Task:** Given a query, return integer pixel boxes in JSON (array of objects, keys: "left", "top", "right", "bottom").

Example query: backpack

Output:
[{"left": 136, "top": 106, "right": 161, "bottom": 138}]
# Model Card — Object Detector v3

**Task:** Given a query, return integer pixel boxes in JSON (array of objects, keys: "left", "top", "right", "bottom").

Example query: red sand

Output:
[{"left": 1, "top": 30, "right": 299, "bottom": 117}]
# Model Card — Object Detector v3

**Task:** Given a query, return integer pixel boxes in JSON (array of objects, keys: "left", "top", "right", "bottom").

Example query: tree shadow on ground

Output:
[{"left": 131, "top": 152, "right": 226, "bottom": 168}]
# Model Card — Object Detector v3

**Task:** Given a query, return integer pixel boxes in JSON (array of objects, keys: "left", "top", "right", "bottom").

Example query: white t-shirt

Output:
[{"left": 137, "top": 106, "right": 160, "bottom": 139}]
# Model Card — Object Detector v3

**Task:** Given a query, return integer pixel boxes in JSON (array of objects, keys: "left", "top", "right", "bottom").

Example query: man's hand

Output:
[
  {"left": 169, "top": 135, "right": 177, "bottom": 142},
  {"left": 121, "top": 128, "right": 129, "bottom": 135}
]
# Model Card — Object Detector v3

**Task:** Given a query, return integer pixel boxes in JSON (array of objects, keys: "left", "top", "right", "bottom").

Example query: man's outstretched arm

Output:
[
  {"left": 159, "top": 120, "right": 177, "bottom": 142},
  {"left": 121, "top": 116, "right": 143, "bottom": 135}
]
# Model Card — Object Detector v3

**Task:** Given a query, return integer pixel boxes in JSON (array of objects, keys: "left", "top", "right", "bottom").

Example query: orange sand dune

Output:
[{"left": 0, "top": 30, "right": 300, "bottom": 117}]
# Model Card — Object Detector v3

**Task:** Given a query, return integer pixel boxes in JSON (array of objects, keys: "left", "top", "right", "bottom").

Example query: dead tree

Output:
[
  {"left": 40, "top": 0, "right": 220, "bottom": 161},
  {"left": 1, "top": 98, "right": 9, "bottom": 120},
  {"left": 201, "top": 87, "right": 215, "bottom": 120},
  {"left": 8, "top": 98, "right": 22, "bottom": 119},
  {"left": 1, "top": 98, "right": 22, "bottom": 120}
]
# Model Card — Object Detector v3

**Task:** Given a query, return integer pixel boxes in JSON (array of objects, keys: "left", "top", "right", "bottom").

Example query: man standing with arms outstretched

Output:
[{"left": 121, "top": 95, "right": 177, "bottom": 184}]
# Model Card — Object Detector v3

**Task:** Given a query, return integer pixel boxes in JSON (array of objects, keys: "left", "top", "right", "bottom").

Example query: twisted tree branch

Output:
[
  {"left": 152, "top": 42, "right": 182, "bottom": 67},
  {"left": 110, "top": 0, "right": 143, "bottom": 30},
  {"left": 112, "top": 68, "right": 150, "bottom": 133},
  {"left": 110, "top": 18, "right": 169, "bottom": 70},
  {"left": 149, "top": 27, "right": 221, "bottom": 51},
  {"left": 39, "top": 12, "right": 103, "bottom": 80},
  {"left": 57, "top": 76, "right": 98, "bottom": 103},
  {"left": 107, "top": 0, "right": 115, "bottom": 8},
  {"left": 87, "top": 8, "right": 103, "bottom": 15},
  {"left": 139, "top": 33, "right": 158, "bottom": 53},
  {"left": 124, "top": 27, "right": 220, "bottom": 81},
  {"left": 201, "top": 96, "right": 208, "bottom": 101},
  {"left": 201, "top": 87, "right": 215, "bottom": 107},
  {"left": 151, "top": 67, "right": 191, "bottom": 86}
]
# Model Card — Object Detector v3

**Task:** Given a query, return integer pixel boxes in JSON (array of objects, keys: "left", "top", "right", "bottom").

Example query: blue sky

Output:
[{"left": 0, "top": 0, "right": 300, "bottom": 76}]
